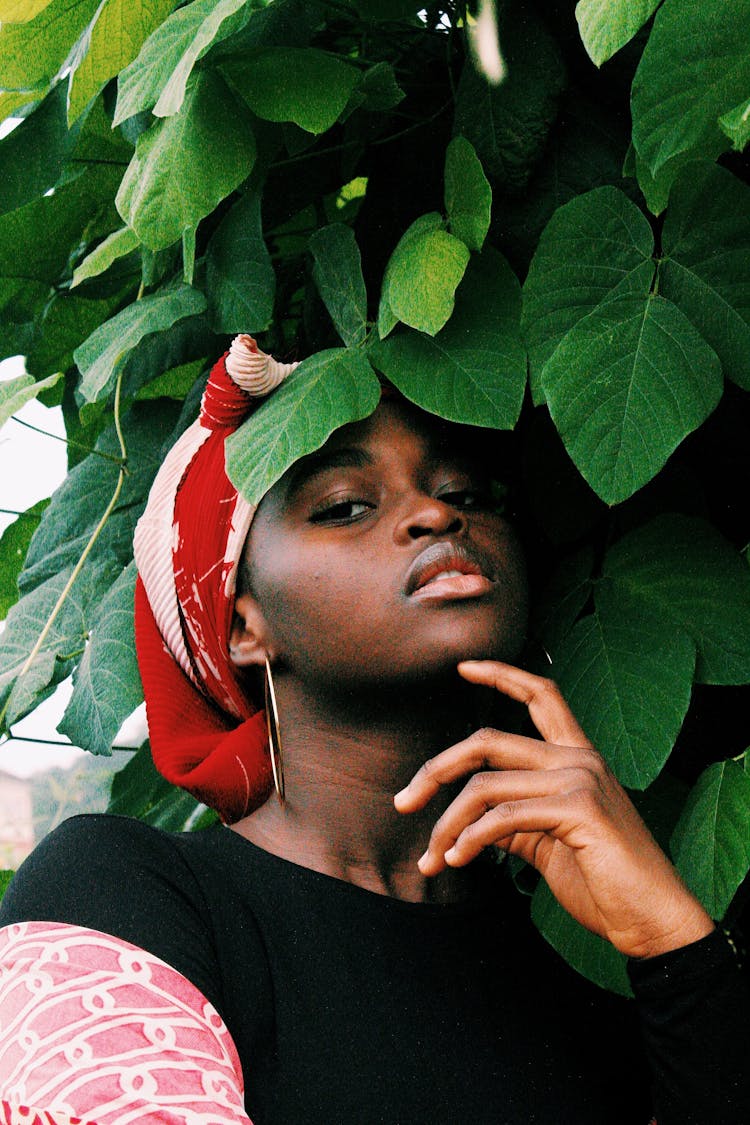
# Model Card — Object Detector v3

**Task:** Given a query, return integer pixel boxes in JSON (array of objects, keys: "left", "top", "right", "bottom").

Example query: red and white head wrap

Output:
[{"left": 133, "top": 335, "right": 298, "bottom": 823}]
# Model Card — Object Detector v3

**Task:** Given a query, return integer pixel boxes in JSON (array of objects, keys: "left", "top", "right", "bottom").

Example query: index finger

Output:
[{"left": 457, "top": 661, "right": 592, "bottom": 749}]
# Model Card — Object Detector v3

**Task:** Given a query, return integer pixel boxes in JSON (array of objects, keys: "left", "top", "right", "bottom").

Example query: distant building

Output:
[{"left": 0, "top": 769, "right": 34, "bottom": 868}]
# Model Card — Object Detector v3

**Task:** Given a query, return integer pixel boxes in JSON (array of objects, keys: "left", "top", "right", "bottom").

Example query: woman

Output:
[{"left": 0, "top": 336, "right": 747, "bottom": 1124}]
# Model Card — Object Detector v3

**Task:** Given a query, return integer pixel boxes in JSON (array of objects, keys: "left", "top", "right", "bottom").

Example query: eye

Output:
[
  {"left": 309, "top": 498, "right": 375, "bottom": 524},
  {"left": 437, "top": 488, "right": 496, "bottom": 511}
]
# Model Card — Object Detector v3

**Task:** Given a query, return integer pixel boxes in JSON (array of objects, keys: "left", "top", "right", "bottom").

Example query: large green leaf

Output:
[
  {"left": 659, "top": 163, "right": 750, "bottom": 390},
  {"left": 20, "top": 401, "right": 181, "bottom": 597},
  {"left": 72, "top": 227, "right": 140, "bottom": 288},
  {"left": 59, "top": 561, "right": 142, "bottom": 755},
  {"left": 377, "top": 212, "right": 442, "bottom": 340},
  {"left": 453, "top": 2, "right": 566, "bottom": 193},
  {"left": 0, "top": 557, "right": 121, "bottom": 729},
  {"left": 444, "top": 136, "right": 492, "bottom": 252},
  {"left": 522, "top": 186, "right": 656, "bottom": 399},
  {"left": 372, "top": 248, "right": 526, "bottom": 429},
  {"left": 0, "top": 372, "right": 62, "bottom": 431},
  {"left": 671, "top": 760, "right": 750, "bottom": 919},
  {"left": 719, "top": 97, "right": 750, "bottom": 151},
  {"left": 26, "top": 290, "right": 130, "bottom": 380},
  {"left": 531, "top": 880, "right": 632, "bottom": 996},
  {"left": 206, "top": 191, "right": 275, "bottom": 335},
  {"left": 0, "top": 500, "right": 49, "bottom": 620},
  {"left": 116, "top": 70, "right": 256, "bottom": 251},
  {"left": 107, "top": 742, "right": 214, "bottom": 830},
  {"left": 382, "top": 218, "right": 469, "bottom": 337},
  {"left": 74, "top": 284, "right": 207, "bottom": 402},
  {"left": 0, "top": 84, "right": 68, "bottom": 217},
  {"left": 113, "top": 0, "right": 250, "bottom": 125},
  {"left": 551, "top": 581, "right": 695, "bottom": 789},
  {"left": 67, "top": 0, "right": 175, "bottom": 123},
  {"left": 631, "top": 0, "right": 750, "bottom": 181},
  {"left": 309, "top": 224, "right": 368, "bottom": 347},
  {"left": 221, "top": 47, "right": 359, "bottom": 134},
  {"left": 225, "top": 348, "right": 381, "bottom": 505},
  {"left": 541, "top": 294, "right": 722, "bottom": 505},
  {"left": 603, "top": 515, "right": 750, "bottom": 685},
  {"left": 0, "top": 0, "right": 56, "bottom": 19},
  {"left": 0, "top": 0, "right": 100, "bottom": 90},
  {"left": 575, "top": 0, "right": 659, "bottom": 66}
]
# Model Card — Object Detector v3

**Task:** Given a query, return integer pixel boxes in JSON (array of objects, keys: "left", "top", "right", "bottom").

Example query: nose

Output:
[{"left": 393, "top": 490, "right": 466, "bottom": 543}]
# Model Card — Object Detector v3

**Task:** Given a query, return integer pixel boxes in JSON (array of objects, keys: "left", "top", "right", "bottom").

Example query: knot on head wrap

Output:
[{"left": 133, "top": 335, "right": 298, "bottom": 823}]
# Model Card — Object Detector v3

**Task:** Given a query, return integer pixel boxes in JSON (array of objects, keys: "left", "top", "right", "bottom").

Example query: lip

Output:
[{"left": 404, "top": 541, "right": 495, "bottom": 599}]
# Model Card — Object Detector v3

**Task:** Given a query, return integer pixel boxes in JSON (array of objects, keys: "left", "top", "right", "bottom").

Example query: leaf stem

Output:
[
  {"left": 11, "top": 416, "right": 125, "bottom": 465},
  {"left": 0, "top": 370, "right": 129, "bottom": 731}
]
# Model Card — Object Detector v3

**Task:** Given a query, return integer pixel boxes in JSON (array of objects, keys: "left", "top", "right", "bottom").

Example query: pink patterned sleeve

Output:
[{"left": 0, "top": 921, "right": 252, "bottom": 1125}]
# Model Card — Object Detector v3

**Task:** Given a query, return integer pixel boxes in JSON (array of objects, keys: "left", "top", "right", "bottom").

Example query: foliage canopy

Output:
[{"left": 1, "top": 0, "right": 749, "bottom": 993}]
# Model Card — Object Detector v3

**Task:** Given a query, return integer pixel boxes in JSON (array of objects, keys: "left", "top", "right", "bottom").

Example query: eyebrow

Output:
[{"left": 285, "top": 446, "right": 375, "bottom": 496}]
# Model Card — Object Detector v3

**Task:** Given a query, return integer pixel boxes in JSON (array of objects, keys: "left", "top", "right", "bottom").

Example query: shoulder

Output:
[{"left": 0, "top": 814, "right": 228, "bottom": 1011}]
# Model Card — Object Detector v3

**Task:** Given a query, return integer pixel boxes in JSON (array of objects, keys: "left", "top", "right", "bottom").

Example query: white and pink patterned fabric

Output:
[{"left": 0, "top": 922, "right": 251, "bottom": 1125}]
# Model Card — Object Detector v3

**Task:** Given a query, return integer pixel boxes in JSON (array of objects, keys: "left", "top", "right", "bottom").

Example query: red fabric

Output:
[
  {"left": 200, "top": 351, "right": 258, "bottom": 431},
  {"left": 135, "top": 578, "right": 272, "bottom": 824}
]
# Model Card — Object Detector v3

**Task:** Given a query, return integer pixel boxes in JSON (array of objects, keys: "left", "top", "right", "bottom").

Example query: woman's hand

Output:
[{"left": 394, "top": 661, "right": 714, "bottom": 959}]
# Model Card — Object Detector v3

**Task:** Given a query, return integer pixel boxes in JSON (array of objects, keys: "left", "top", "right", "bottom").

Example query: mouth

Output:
[{"left": 405, "top": 542, "right": 495, "bottom": 602}]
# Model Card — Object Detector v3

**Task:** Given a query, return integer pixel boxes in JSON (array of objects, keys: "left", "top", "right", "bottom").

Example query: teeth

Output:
[{"left": 425, "top": 569, "right": 464, "bottom": 585}]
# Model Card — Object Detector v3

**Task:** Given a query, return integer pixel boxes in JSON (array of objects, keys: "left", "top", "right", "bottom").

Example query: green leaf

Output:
[
  {"left": 719, "top": 97, "right": 750, "bottom": 151},
  {"left": 0, "top": 870, "right": 13, "bottom": 904},
  {"left": 0, "top": 0, "right": 100, "bottom": 90},
  {"left": 522, "top": 186, "right": 656, "bottom": 401},
  {"left": 356, "top": 61, "right": 404, "bottom": 112},
  {"left": 0, "top": 0, "right": 55, "bottom": 18},
  {"left": 0, "top": 84, "right": 68, "bottom": 217},
  {"left": 59, "top": 561, "right": 142, "bottom": 755},
  {"left": 0, "top": 500, "right": 49, "bottom": 620},
  {"left": 26, "top": 291, "right": 129, "bottom": 380},
  {"left": 377, "top": 212, "right": 442, "bottom": 340},
  {"left": 72, "top": 227, "right": 140, "bottom": 288},
  {"left": 67, "top": 0, "right": 175, "bottom": 123},
  {"left": 541, "top": 294, "right": 722, "bottom": 505},
  {"left": 531, "top": 546, "right": 594, "bottom": 655},
  {"left": 114, "top": 0, "right": 250, "bottom": 125},
  {"left": 135, "top": 356, "right": 204, "bottom": 401},
  {"left": 631, "top": 0, "right": 750, "bottom": 180},
  {"left": 384, "top": 219, "right": 470, "bottom": 337},
  {"left": 0, "top": 557, "right": 121, "bottom": 728},
  {"left": 221, "top": 47, "right": 359, "bottom": 134},
  {"left": 531, "top": 880, "right": 632, "bottom": 996},
  {"left": 372, "top": 248, "right": 526, "bottom": 429},
  {"left": 671, "top": 760, "right": 750, "bottom": 919},
  {"left": 309, "top": 224, "right": 368, "bottom": 347},
  {"left": 552, "top": 581, "right": 695, "bottom": 789},
  {"left": 659, "top": 163, "right": 750, "bottom": 391},
  {"left": 108, "top": 742, "right": 212, "bottom": 830},
  {"left": 453, "top": 3, "right": 566, "bottom": 193},
  {"left": 74, "top": 284, "right": 207, "bottom": 402},
  {"left": 0, "top": 372, "right": 62, "bottom": 430},
  {"left": 575, "top": 0, "right": 659, "bottom": 67},
  {"left": 444, "top": 136, "right": 492, "bottom": 252},
  {"left": 20, "top": 400, "right": 182, "bottom": 594},
  {"left": 206, "top": 190, "right": 275, "bottom": 335},
  {"left": 604, "top": 515, "right": 750, "bottom": 685},
  {"left": 225, "top": 348, "right": 381, "bottom": 505},
  {"left": 116, "top": 70, "right": 256, "bottom": 251}
]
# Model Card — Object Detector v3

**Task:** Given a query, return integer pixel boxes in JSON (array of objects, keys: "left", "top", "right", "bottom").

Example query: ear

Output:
[{"left": 229, "top": 592, "right": 274, "bottom": 668}]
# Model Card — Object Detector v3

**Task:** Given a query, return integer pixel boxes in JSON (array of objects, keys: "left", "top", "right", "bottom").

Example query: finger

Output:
[
  {"left": 418, "top": 767, "right": 590, "bottom": 875},
  {"left": 441, "top": 794, "right": 578, "bottom": 869},
  {"left": 458, "top": 661, "right": 591, "bottom": 748},
  {"left": 394, "top": 729, "right": 593, "bottom": 812}
]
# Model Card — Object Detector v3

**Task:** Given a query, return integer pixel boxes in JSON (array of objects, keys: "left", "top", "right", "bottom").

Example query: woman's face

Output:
[{"left": 236, "top": 397, "right": 528, "bottom": 691}]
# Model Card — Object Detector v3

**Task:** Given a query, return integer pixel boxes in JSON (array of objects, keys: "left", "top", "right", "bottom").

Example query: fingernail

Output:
[
  {"left": 393, "top": 788, "right": 408, "bottom": 808},
  {"left": 444, "top": 846, "right": 459, "bottom": 864},
  {"left": 417, "top": 851, "right": 429, "bottom": 870}
]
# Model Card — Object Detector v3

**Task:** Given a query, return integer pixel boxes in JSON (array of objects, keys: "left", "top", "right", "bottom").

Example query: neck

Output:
[{"left": 233, "top": 671, "right": 496, "bottom": 903}]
